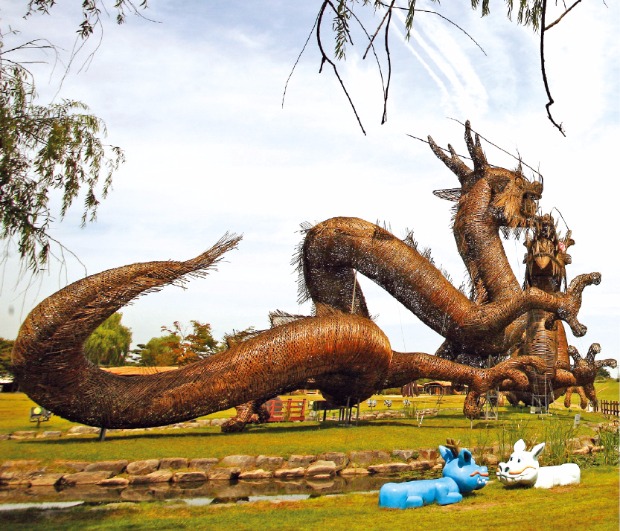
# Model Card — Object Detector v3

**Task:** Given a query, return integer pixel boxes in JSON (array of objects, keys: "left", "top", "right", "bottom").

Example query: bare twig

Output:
[
  {"left": 540, "top": 0, "right": 566, "bottom": 135},
  {"left": 282, "top": 16, "right": 318, "bottom": 109},
  {"left": 381, "top": 1, "right": 395, "bottom": 124},
  {"left": 378, "top": 2, "right": 487, "bottom": 56},
  {"left": 316, "top": 1, "right": 366, "bottom": 134},
  {"left": 545, "top": 0, "right": 582, "bottom": 30}
]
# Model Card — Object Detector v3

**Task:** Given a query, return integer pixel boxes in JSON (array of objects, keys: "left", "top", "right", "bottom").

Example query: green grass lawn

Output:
[
  {"left": 1, "top": 382, "right": 618, "bottom": 529},
  {"left": 0, "top": 466, "right": 617, "bottom": 530},
  {"left": 0, "top": 381, "right": 618, "bottom": 465}
]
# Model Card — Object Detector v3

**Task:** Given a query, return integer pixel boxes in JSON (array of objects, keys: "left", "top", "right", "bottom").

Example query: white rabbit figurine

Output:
[{"left": 496, "top": 439, "right": 580, "bottom": 489}]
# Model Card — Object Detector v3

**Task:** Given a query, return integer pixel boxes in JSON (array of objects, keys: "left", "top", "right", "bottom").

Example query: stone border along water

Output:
[{"left": 0, "top": 432, "right": 603, "bottom": 507}]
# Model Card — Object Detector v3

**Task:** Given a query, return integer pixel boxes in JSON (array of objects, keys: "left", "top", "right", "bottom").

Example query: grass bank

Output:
[{"left": 0, "top": 467, "right": 617, "bottom": 530}]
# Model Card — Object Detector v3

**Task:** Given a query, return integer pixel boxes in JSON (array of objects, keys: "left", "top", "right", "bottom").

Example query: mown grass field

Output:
[
  {"left": 0, "top": 381, "right": 618, "bottom": 529},
  {"left": 0, "top": 380, "right": 617, "bottom": 464},
  {"left": 0, "top": 466, "right": 617, "bottom": 530}
]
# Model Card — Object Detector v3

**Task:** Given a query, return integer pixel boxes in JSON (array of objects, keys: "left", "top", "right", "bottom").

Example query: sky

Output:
[{"left": 1, "top": 1, "right": 619, "bottom": 376}]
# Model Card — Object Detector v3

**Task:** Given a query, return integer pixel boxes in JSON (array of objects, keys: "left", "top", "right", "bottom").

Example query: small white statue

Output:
[{"left": 496, "top": 439, "right": 580, "bottom": 489}]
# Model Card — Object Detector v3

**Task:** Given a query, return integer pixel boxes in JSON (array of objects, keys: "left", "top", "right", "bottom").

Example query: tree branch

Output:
[
  {"left": 540, "top": 0, "right": 565, "bottom": 136},
  {"left": 316, "top": 1, "right": 366, "bottom": 134},
  {"left": 545, "top": 0, "right": 582, "bottom": 31}
]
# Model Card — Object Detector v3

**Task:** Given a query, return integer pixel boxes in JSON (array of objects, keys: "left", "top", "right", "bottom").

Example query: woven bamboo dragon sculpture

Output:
[
  {"left": 503, "top": 213, "right": 616, "bottom": 409},
  {"left": 11, "top": 122, "right": 605, "bottom": 432}
]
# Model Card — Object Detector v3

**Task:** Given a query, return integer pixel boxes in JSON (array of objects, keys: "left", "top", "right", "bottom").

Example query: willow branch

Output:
[
  {"left": 540, "top": 0, "right": 565, "bottom": 136},
  {"left": 545, "top": 0, "right": 583, "bottom": 31},
  {"left": 316, "top": 1, "right": 366, "bottom": 134}
]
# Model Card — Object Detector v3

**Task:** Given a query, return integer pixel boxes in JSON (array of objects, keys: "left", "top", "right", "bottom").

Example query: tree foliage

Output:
[
  {"left": 0, "top": 45, "right": 124, "bottom": 271},
  {"left": 83, "top": 312, "right": 132, "bottom": 366},
  {"left": 136, "top": 322, "right": 259, "bottom": 366},
  {"left": 137, "top": 335, "right": 180, "bottom": 367},
  {"left": 0, "top": 338, "right": 15, "bottom": 377},
  {"left": 138, "top": 321, "right": 221, "bottom": 366}
]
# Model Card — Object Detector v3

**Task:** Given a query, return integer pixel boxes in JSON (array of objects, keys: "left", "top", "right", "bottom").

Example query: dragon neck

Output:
[{"left": 454, "top": 181, "right": 521, "bottom": 303}]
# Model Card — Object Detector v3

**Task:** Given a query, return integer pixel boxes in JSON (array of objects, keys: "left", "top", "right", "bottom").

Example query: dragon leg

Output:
[{"left": 384, "top": 352, "right": 545, "bottom": 419}]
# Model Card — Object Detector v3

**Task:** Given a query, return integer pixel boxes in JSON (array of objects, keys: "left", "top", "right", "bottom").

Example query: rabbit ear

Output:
[
  {"left": 532, "top": 443, "right": 546, "bottom": 459},
  {"left": 514, "top": 439, "right": 526, "bottom": 452}
]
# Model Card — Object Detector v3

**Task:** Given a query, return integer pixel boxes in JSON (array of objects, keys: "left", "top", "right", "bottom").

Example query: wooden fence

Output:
[
  {"left": 596, "top": 400, "right": 620, "bottom": 417},
  {"left": 265, "top": 398, "right": 307, "bottom": 422}
]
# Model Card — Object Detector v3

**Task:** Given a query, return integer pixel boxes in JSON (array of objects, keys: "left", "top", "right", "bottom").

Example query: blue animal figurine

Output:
[{"left": 379, "top": 445, "right": 489, "bottom": 509}]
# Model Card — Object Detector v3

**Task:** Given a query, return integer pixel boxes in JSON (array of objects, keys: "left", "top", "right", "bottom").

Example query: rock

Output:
[
  {"left": 0, "top": 471, "right": 27, "bottom": 485},
  {"left": 306, "top": 460, "right": 337, "bottom": 477},
  {"left": 417, "top": 448, "right": 439, "bottom": 462},
  {"left": 172, "top": 471, "right": 208, "bottom": 483},
  {"left": 482, "top": 454, "right": 499, "bottom": 467},
  {"left": 410, "top": 460, "right": 433, "bottom": 471},
  {"left": 67, "top": 426, "right": 100, "bottom": 435},
  {"left": 287, "top": 455, "right": 316, "bottom": 467},
  {"left": 129, "top": 470, "right": 173, "bottom": 485},
  {"left": 368, "top": 462, "right": 411, "bottom": 475},
  {"left": 85, "top": 460, "right": 128, "bottom": 474},
  {"left": 9, "top": 431, "right": 38, "bottom": 440},
  {"left": 339, "top": 467, "right": 370, "bottom": 476},
  {"left": 98, "top": 477, "right": 130, "bottom": 487},
  {"left": 566, "top": 438, "right": 583, "bottom": 451},
  {"left": 572, "top": 446, "right": 591, "bottom": 455},
  {"left": 219, "top": 455, "right": 256, "bottom": 470},
  {"left": 256, "top": 455, "right": 285, "bottom": 470},
  {"left": 348, "top": 450, "right": 390, "bottom": 466},
  {"left": 188, "top": 458, "right": 219, "bottom": 471},
  {"left": 317, "top": 452, "right": 348, "bottom": 470},
  {"left": 274, "top": 467, "right": 306, "bottom": 479},
  {"left": 207, "top": 468, "right": 240, "bottom": 481},
  {"left": 36, "top": 431, "right": 62, "bottom": 439},
  {"left": 238, "top": 469, "right": 274, "bottom": 480},
  {"left": 126, "top": 459, "right": 160, "bottom": 475},
  {"left": 392, "top": 449, "right": 418, "bottom": 461},
  {"left": 61, "top": 471, "right": 114, "bottom": 486},
  {"left": 159, "top": 458, "right": 188, "bottom": 470},
  {"left": 29, "top": 473, "right": 63, "bottom": 487}
]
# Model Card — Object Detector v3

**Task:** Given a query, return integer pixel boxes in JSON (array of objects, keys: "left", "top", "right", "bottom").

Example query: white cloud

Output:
[{"left": 1, "top": 1, "right": 618, "bottom": 375}]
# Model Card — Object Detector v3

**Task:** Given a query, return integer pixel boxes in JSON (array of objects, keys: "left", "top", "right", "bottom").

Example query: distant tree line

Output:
[
  {"left": 0, "top": 314, "right": 257, "bottom": 376},
  {"left": 87, "top": 314, "right": 256, "bottom": 367}
]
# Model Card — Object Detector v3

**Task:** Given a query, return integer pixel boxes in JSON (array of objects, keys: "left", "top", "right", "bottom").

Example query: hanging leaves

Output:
[{"left": 0, "top": 61, "right": 124, "bottom": 271}]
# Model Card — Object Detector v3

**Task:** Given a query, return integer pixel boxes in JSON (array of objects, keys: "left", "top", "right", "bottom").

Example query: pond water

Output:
[{"left": 0, "top": 474, "right": 423, "bottom": 509}]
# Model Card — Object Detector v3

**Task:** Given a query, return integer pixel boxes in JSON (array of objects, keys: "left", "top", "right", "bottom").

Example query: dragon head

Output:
[
  {"left": 524, "top": 213, "right": 574, "bottom": 292},
  {"left": 430, "top": 121, "right": 542, "bottom": 230}
]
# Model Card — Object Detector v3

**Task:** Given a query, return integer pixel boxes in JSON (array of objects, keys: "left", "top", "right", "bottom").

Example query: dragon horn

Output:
[
  {"left": 427, "top": 137, "right": 471, "bottom": 185},
  {"left": 464, "top": 120, "right": 488, "bottom": 171}
]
